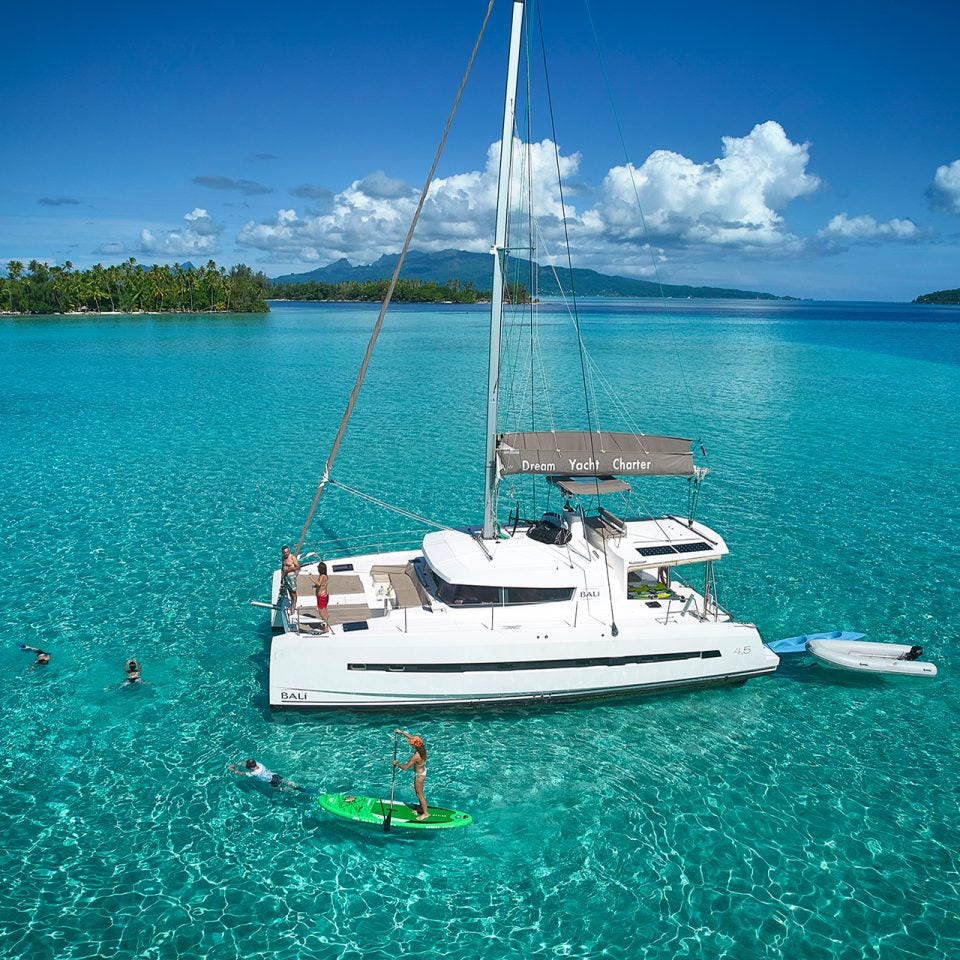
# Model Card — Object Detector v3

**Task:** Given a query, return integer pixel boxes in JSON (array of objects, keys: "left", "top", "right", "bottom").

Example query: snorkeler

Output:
[
  {"left": 19, "top": 644, "right": 50, "bottom": 668},
  {"left": 227, "top": 758, "right": 306, "bottom": 792}
]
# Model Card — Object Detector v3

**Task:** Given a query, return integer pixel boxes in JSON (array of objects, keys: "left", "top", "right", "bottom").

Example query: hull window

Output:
[{"left": 348, "top": 649, "right": 722, "bottom": 673}]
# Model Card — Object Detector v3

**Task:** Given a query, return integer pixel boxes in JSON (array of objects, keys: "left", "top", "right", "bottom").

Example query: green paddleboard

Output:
[{"left": 316, "top": 792, "right": 473, "bottom": 830}]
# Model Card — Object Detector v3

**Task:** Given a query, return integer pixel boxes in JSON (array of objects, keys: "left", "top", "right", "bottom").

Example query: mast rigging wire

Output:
[
  {"left": 326, "top": 480, "right": 454, "bottom": 533},
  {"left": 580, "top": 0, "right": 708, "bottom": 468},
  {"left": 293, "top": 0, "right": 497, "bottom": 554},
  {"left": 534, "top": 0, "right": 618, "bottom": 636}
]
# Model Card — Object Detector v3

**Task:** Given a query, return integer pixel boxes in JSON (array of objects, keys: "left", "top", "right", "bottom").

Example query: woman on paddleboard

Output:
[{"left": 394, "top": 729, "right": 428, "bottom": 821}]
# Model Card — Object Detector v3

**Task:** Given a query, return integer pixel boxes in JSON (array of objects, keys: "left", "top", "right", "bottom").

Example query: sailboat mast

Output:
[{"left": 483, "top": 0, "right": 525, "bottom": 541}]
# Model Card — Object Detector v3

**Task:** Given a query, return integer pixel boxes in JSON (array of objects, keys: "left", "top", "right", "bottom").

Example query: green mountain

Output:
[
  {"left": 271, "top": 249, "right": 790, "bottom": 300},
  {"left": 913, "top": 288, "right": 960, "bottom": 305}
]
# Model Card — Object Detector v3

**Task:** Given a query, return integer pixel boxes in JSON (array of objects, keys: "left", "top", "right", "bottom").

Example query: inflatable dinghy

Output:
[
  {"left": 806, "top": 639, "right": 937, "bottom": 677},
  {"left": 767, "top": 630, "right": 864, "bottom": 655}
]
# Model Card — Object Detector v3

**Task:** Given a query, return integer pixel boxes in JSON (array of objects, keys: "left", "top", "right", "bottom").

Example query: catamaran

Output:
[{"left": 264, "top": 0, "right": 779, "bottom": 708}]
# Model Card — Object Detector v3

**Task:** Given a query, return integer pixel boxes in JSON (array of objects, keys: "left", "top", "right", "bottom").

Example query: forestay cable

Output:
[{"left": 294, "top": 0, "right": 497, "bottom": 553}]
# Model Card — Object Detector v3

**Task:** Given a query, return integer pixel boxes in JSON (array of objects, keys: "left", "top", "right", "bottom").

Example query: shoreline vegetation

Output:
[
  {"left": 913, "top": 287, "right": 960, "bottom": 305},
  {"left": 6, "top": 256, "right": 955, "bottom": 314},
  {"left": 1, "top": 259, "right": 526, "bottom": 315},
  {"left": 268, "top": 277, "right": 523, "bottom": 304},
  {"left": 2, "top": 259, "right": 270, "bottom": 315}
]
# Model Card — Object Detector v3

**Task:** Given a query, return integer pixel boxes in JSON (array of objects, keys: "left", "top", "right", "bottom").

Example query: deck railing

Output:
[{"left": 666, "top": 571, "right": 732, "bottom": 623}]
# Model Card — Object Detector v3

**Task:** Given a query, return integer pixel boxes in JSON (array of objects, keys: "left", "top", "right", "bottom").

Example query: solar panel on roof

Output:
[{"left": 636, "top": 541, "right": 711, "bottom": 557}]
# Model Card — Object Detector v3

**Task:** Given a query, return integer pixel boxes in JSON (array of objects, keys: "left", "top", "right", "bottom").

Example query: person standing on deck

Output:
[
  {"left": 280, "top": 545, "right": 300, "bottom": 616},
  {"left": 394, "top": 729, "right": 429, "bottom": 820},
  {"left": 313, "top": 562, "right": 329, "bottom": 628}
]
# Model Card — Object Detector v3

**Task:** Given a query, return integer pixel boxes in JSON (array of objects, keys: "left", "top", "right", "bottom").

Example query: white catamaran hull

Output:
[
  {"left": 267, "top": 518, "right": 779, "bottom": 709},
  {"left": 270, "top": 623, "right": 777, "bottom": 708}
]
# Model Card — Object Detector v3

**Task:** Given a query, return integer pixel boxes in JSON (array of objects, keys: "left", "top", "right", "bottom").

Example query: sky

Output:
[{"left": 3, "top": 0, "right": 959, "bottom": 301}]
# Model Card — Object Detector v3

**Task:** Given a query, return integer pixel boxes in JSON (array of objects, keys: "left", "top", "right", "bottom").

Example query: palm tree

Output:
[
  {"left": 204, "top": 259, "right": 220, "bottom": 310},
  {"left": 49, "top": 265, "right": 66, "bottom": 312},
  {"left": 172, "top": 262, "right": 186, "bottom": 311},
  {"left": 26, "top": 260, "right": 55, "bottom": 312},
  {"left": 6, "top": 260, "right": 23, "bottom": 312},
  {"left": 124, "top": 258, "right": 144, "bottom": 311},
  {"left": 185, "top": 268, "right": 196, "bottom": 312},
  {"left": 147, "top": 265, "right": 165, "bottom": 311},
  {"left": 90, "top": 263, "right": 108, "bottom": 312}
]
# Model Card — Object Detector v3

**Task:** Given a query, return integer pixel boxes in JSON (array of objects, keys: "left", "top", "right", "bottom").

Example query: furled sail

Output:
[{"left": 497, "top": 431, "right": 694, "bottom": 477}]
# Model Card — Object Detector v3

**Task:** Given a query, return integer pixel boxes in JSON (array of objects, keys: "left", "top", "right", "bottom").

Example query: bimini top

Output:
[{"left": 497, "top": 431, "right": 694, "bottom": 477}]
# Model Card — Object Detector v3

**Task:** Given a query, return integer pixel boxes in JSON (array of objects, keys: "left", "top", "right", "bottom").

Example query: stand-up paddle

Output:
[
  {"left": 317, "top": 730, "right": 472, "bottom": 831},
  {"left": 384, "top": 729, "right": 399, "bottom": 833}
]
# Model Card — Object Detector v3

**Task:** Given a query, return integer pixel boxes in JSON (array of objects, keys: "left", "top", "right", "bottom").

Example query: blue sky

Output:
[{"left": 3, "top": 0, "right": 959, "bottom": 300}]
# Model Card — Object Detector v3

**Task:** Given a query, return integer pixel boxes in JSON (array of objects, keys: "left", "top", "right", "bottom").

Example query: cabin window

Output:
[
  {"left": 432, "top": 577, "right": 574, "bottom": 606},
  {"left": 435, "top": 580, "right": 501, "bottom": 606},
  {"left": 504, "top": 585, "right": 574, "bottom": 604}
]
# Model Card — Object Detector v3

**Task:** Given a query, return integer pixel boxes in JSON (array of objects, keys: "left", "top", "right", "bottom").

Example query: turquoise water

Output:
[{"left": 2, "top": 300, "right": 959, "bottom": 959}]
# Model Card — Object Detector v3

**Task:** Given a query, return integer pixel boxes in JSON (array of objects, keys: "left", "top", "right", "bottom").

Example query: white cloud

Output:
[
  {"left": 595, "top": 121, "right": 819, "bottom": 249},
  {"left": 183, "top": 207, "right": 223, "bottom": 236},
  {"left": 930, "top": 159, "right": 960, "bottom": 213},
  {"left": 237, "top": 122, "right": 821, "bottom": 268},
  {"left": 140, "top": 208, "right": 224, "bottom": 256},
  {"left": 819, "top": 213, "right": 919, "bottom": 241},
  {"left": 238, "top": 138, "right": 579, "bottom": 264}
]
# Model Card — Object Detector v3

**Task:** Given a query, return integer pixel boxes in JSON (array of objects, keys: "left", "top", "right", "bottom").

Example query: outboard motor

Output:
[{"left": 900, "top": 645, "right": 923, "bottom": 661}]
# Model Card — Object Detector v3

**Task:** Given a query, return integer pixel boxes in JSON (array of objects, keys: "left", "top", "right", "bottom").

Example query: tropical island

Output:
[
  {"left": 273, "top": 248, "right": 791, "bottom": 300},
  {"left": 913, "top": 288, "right": 960, "bottom": 305},
  {"left": 2, "top": 247, "right": 792, "bottom": 316},
  {"left": 269, "top": 277, "right": 527, "bottom": 304},
  {"left": 1, "top": 259, "right": 270, "bottom": 314}
]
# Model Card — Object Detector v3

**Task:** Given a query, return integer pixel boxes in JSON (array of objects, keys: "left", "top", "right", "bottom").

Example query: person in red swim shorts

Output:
[{"left": 314, "top": 562, "right": 329, "bottom": 627}]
